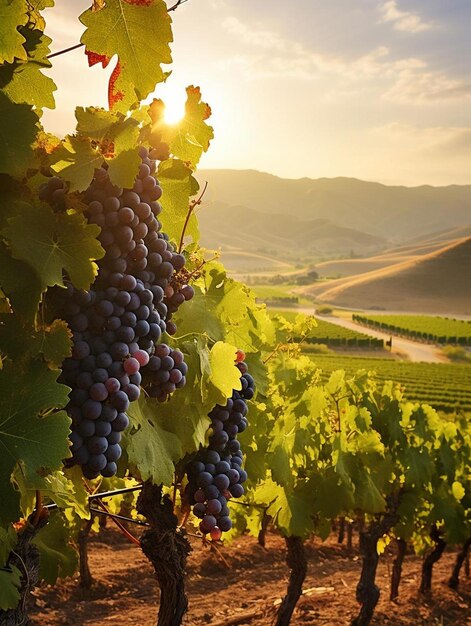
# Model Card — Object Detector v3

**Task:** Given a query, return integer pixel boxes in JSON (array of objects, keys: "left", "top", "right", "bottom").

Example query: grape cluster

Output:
[
  {"left": 142, "top": 343, "right": 188, "bottom": 402},
  {"left": 39, "top": 175, "right": 68, "bottom": 210},
  {"left": 186, "top": 352, "right": 254, "bottom": 540},
  {"left": 52, "top": 147, "right": 194, "bottom": 479}
]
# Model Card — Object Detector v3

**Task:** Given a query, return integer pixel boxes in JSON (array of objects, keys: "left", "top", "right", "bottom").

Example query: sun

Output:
[{"left": 161, "top": 86, "right": 186, "bottom": 125}]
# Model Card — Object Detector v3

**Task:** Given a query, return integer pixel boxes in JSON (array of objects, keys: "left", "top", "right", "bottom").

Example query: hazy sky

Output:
[{"left": 42, "top": 0, "right": 471, "bottom": 186}]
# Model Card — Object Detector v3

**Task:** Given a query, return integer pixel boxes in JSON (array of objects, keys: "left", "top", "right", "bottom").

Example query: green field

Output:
[
  {"left": 353, "top": 314, "right": 471, "bottom": 345},
  {"left": 308, "top": 354, "right": 471, "bottom": 412},
  {"left": 273, "top": 310, "right": 384, "bottom": 348}
]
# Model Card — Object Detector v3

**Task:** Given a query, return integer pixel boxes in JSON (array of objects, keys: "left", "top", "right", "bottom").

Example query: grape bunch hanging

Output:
[
  {"left": 185, "top": 352, "right": 255, "bottom": 540},
  {"left": 46, "top": 147, "right": 194, "bottom": 479}
]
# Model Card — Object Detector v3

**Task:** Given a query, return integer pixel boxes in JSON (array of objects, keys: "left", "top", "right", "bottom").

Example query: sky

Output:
[{"left": 41, "top": 0, "right": 471, "bottom": 186}]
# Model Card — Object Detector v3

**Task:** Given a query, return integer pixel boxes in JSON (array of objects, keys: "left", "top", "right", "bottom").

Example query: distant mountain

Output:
[
  {"left": 197, "top": 170, "right": 471, "bottom": 243},
  {"left": 198, "top": 203, "right": 386, "bottom": 265},
  {"left": 303, "top": 237, "right": 471, "bottom": 315}
]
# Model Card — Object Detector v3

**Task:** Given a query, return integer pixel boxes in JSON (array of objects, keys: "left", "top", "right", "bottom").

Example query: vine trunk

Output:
[{"left": 274, "top": 536, "right": 307, "bottom": 626}]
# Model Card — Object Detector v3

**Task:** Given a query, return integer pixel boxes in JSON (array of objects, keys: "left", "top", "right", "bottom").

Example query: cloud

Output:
[
  {"left": 375, "top": 123, "right": 471, "bottom": 155},
  {"left": 379, "top": 1, "right": 434, "bottom": 33},
  {"left": 220, "top": 17, "right": 470, "bottom": 103}
]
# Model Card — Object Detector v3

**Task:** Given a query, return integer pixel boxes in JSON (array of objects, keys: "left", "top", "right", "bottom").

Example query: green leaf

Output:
[
  {"left": 75, "top": 107, "right": 141, "bottom": 188},
  {"left": 168, "top": 86, "right": 214, "bottom": 167},
  {"left": 0, "top": 28, "right": 56, "bottom": 110},
  {"left": 75, "top": 106, "right": 119, "bottom": 139},
  {"left": 0, "top": 359, "right": 71, "bottom": 525},
  {"left": 80, "top": 0, "right": 173, "bottom": 112},
  {"left": 0, "top": 526, "right": 17, "bottom": 568},
  {"left": 125, "top": 395, "right": 182, "bottom": 485},
  {"left": 50, "top": 136, "right": 103, "bottom": 192},
  {"left": 31, "top": 319, "right": 72, "bottom": 369},
  {"left": 208, "top": 342, "right": 241, "bottom": 402},
  {"left": 33, "top": 513, "right": 78, "bottom": 584},
  {"left": 175, "top": 262, "right": 274, "bottom": 354},
  {"left": 0, "top": 565, "right": 21, "bottom": 610},
  {"left": 0, "top": 0, "right": 28, "bottom": 63},
  {"left": 0, "top": 242, "right": 42, "bottom": 322},
  {"left": 255, "top": 478, "right": 315, "bottom": 538},
  {"left": 452, "top": 481, "right": 465, "bottom": 502},
  {"left": 3, "top": 203, "right": 104, "bottom": 291},
  {"left": 0, "top": 91, "right": 37, "bottom": 176},
  {"left": 106, "top": 121, "right": 140, "bottom": 189},
  {"left": 158, "top": 159, "right": 199, "bottom": 247}
]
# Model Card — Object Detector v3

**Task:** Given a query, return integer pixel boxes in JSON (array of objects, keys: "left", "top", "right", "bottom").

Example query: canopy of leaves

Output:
[{"left": 0, "top": 91, "right": 37, "bottom": 176}]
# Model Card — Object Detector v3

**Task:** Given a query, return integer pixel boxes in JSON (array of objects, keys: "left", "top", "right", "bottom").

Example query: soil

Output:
[{"left": 30, "top": 529, "right": 470, "bottom": 626}]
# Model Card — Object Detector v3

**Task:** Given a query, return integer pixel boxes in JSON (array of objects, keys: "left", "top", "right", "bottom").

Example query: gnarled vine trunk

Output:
[
  {"left": 448, "top": 537, "right": 471, "bottom": 590},
  {"left": 274, "top": 536, "right": 307, "bottom": 626},
  {"left": 78, "top": 516, "right": 95, "bottom": 589},
  {"left": 351, "top": 493, "right": 402, "bottom": 626},
  {"left": 0, "top": 517, "right": 48, "bottom": 626},
  {"left": 420, "top": 525, "right": 446, "bottom": 594},
  {"left": 137, "top": 482, "right": 191, "bottom": 626},
  {"left": 390, "top": 538, "right": 407, "bottom": 600}
]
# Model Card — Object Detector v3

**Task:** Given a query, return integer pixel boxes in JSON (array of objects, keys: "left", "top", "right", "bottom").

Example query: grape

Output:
[
  {"left": 55, "top": 148, "right": 195, "bottom": 478},
  {"left": 184, "top": 355, "right": 254, "bottom": 537}
]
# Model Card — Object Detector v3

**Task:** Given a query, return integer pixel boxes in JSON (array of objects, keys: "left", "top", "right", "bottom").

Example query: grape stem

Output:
[
  {"left": 203, "top": 536, "right": 230, "bottom": 569},
  {"left": 46, "top": 0, "right": 191, "bottom": 60},
  {"left": 178, "top": 180, "right": 208, "bottom": 253}
]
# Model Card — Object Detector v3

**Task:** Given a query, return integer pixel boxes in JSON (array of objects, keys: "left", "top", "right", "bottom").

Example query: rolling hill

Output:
[
  {"left": 197, "top": 170, "right": 471, "bottom": 242},
  {"left": 313, "top": 225, "right": 471, "bottom": 278},
  {"left": 302, "top": 236, "right": 471, "bottom": 315}
]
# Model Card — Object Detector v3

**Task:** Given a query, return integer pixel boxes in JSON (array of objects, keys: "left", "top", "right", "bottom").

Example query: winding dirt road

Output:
[{"left": 293, "top": 308, "right": 448, "bottom": 363}]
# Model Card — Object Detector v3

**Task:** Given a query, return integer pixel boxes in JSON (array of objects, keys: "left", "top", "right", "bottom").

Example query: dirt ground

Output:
[{"left": 30, "top": 529, "right": 470, "bottom": 626}]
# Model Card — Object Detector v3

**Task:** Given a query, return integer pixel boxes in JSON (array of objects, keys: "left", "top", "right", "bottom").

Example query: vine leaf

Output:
[
  {"left": 0, "top": 92, "right": 37, "bottom": 176},
  {"left": 79, "top": 0, "right": 173, "bottom": 111},
  {"left": 32, "top": 319, "right": 72, "bottom": 369},
  {"left": 0, "top": 526, "right": 17, "bottom": 567},
  {"left": 0, "top": 241, "right": 42, "bottom": 322},
  {"left": 149, "top": 86, "right": 214, "bottom": 168},
  {"left": 171, "top": 86, "right": 213, "bottom": 166},
  {"left": 33, "top": 513, "right": 78, "bottom": 584},
  {"left": 0, "top": 566, "right": 21, "bottom": 610},
  {"left": 208, "top": 341, "right": 242, "bottom": 402},
  {"left": 0, "top": 0, "right": 29, "bottom": 63},
  {"left": 51, "top": 136, "right": 104, "bottom": 192},
  {"left": 158, "top": 158, "right": 199, "bottom": 246},
  {"left": 0, "top": 28, "right": 56, "bottom": 110},
  {"left": 0, "top": 360, "right": 71, "bottom": 526},
  {"left": 125, "top": 395, "right": 182, "bottom": 485},
  {"left": 175, "top": 262, "right": 274, "bottom": 354},
  {"left": 2, "top": 203, "right": 104, "bottom": 291}
]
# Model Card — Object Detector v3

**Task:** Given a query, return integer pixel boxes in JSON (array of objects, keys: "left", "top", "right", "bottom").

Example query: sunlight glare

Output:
[{"left": 162, "top": 86, "right": 186, "bottom": 125}]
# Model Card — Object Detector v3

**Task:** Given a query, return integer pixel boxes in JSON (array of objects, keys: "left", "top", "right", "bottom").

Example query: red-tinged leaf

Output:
[
  {"left": 108, "top": 60, "right": 124, "bottom": 108},
  {"left": 86, "top": 50, "right": 110, "bottom": 69}
]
